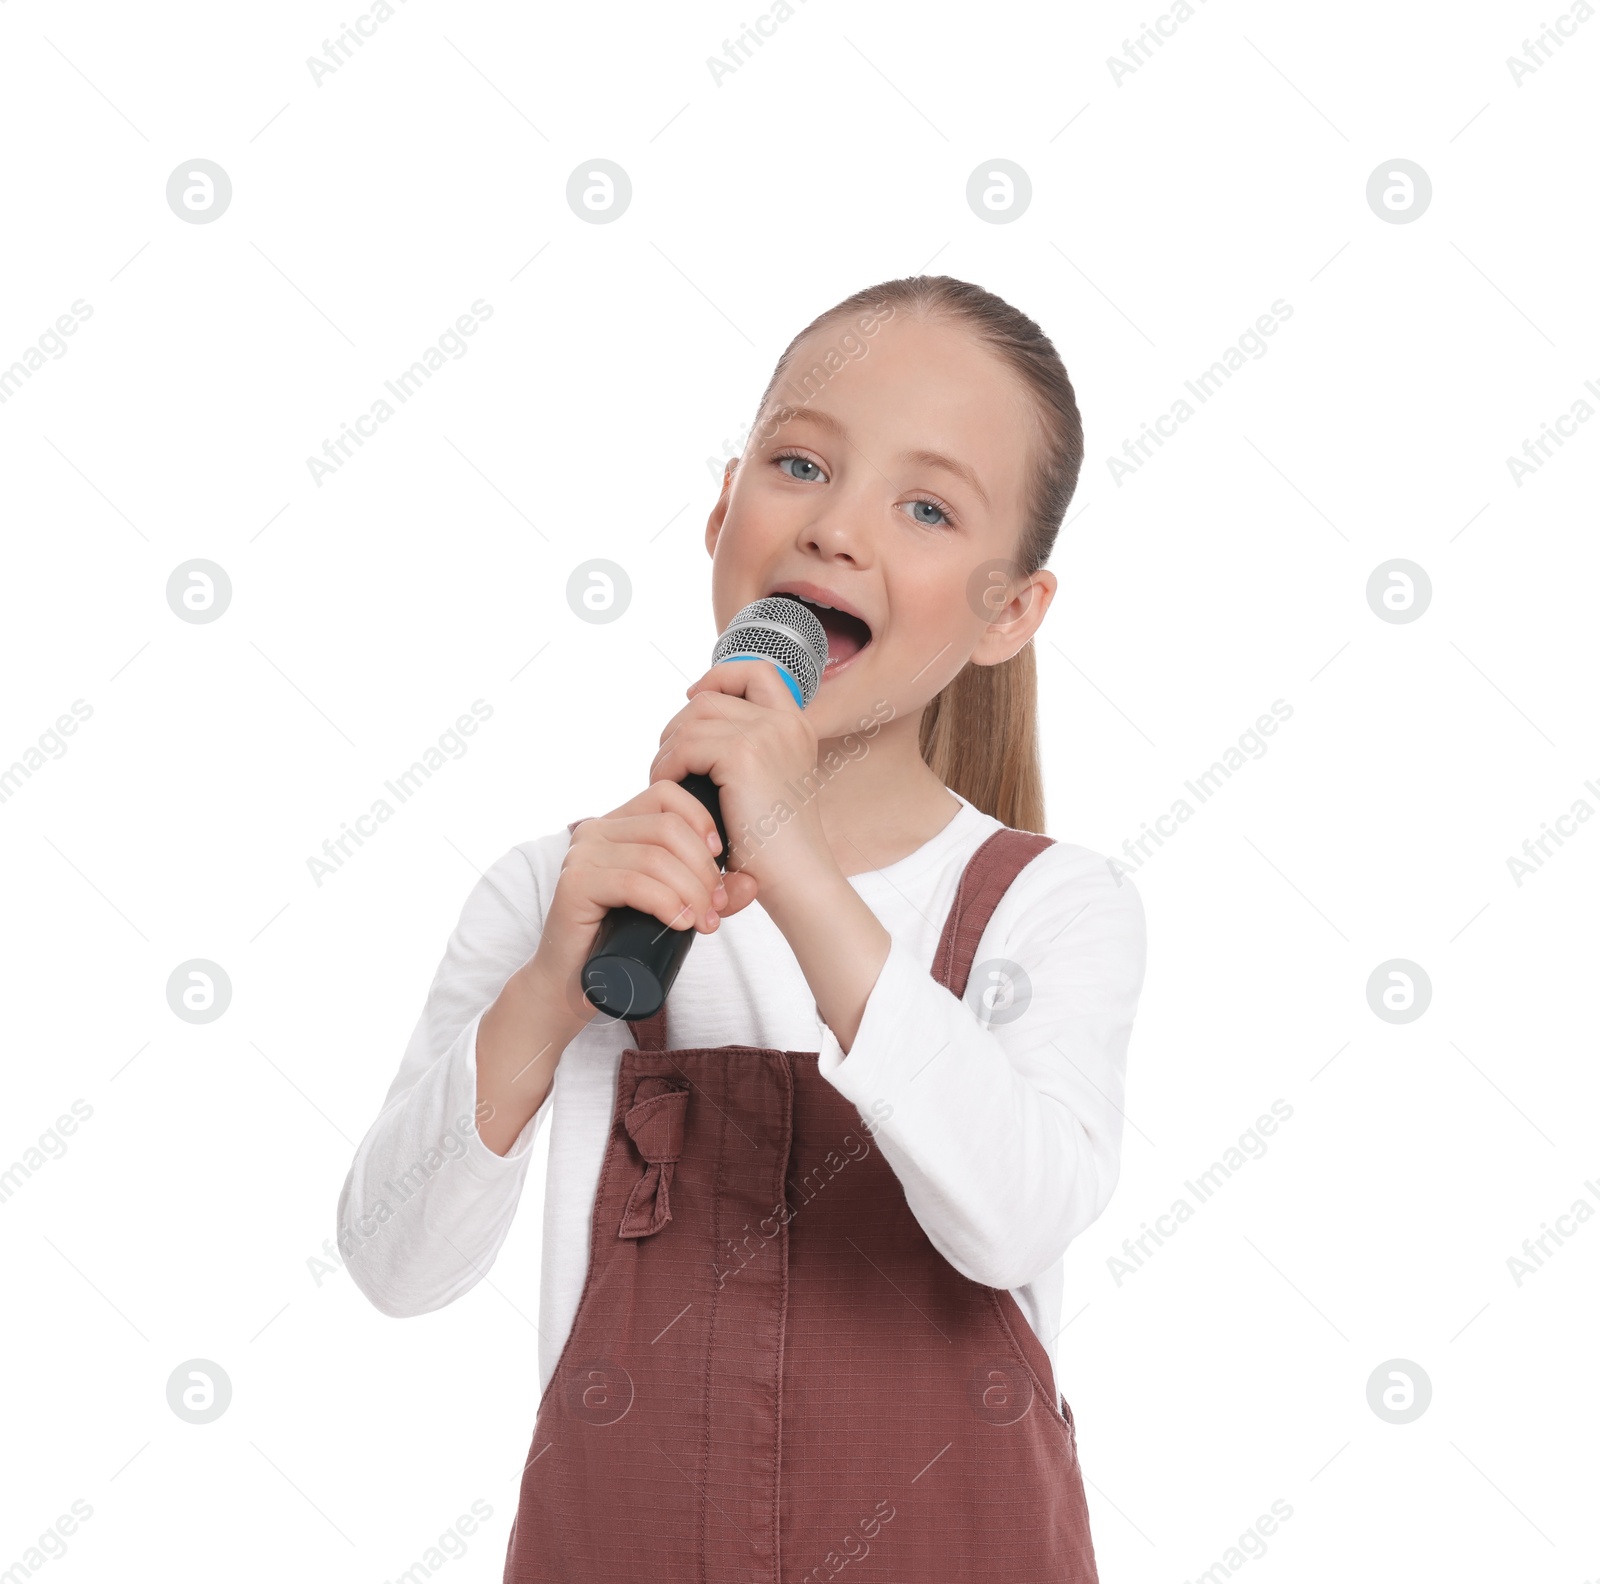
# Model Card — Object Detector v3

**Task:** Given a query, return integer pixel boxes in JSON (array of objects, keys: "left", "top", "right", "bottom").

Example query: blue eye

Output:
[
  {"left": 902, "top": 498, "right": 951, "bottom": 527},
  {"left": 775, "top": 452, "right": 825, "bottom": 483},
  {"left": 774, "top": 449, "right": 954, "bottom": 528}
]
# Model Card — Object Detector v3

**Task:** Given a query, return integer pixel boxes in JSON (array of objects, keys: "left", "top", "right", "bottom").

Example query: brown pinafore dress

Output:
[{"left": 503, "top": 824, "right": 1100, "bottom": 1582}]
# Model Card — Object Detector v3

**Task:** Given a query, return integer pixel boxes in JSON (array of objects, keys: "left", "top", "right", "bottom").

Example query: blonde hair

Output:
[{"left": 751, "top": 275, "right": 1085, "bottom": 833}]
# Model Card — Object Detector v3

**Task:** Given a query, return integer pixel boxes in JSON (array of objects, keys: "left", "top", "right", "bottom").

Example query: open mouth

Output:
[{"left": 786, "top": 596, "right": 873, "bottom": 679}]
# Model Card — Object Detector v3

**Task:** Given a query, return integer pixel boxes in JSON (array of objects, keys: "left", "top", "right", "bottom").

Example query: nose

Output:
[{"left": 797, "top": 485, "right": 873, "bottom": 570}]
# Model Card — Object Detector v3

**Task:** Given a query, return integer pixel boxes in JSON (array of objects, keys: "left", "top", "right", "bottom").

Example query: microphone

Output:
[{"left": 580, "top": 595, "right": 829, "bottom": 1021}]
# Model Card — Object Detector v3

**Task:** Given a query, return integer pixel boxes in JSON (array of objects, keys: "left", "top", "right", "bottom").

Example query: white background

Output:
[{"left": 2, "top": 1, "right": 1597, "bottom": 1580}]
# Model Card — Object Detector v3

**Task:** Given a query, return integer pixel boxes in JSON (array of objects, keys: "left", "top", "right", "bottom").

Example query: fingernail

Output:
[
  {"left": 703, "top": 909, "right": 717, "bottom": 929},
  {"left": 713, "top": 884, "right": 727, "bottom": 907},
  {"left": 706, "top": 830, "right": 721, "bottom": 853}
]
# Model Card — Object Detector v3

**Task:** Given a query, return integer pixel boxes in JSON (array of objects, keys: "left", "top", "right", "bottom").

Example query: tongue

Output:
[{"left": 816, "top": 606, "right": 866, "bottom": 667}]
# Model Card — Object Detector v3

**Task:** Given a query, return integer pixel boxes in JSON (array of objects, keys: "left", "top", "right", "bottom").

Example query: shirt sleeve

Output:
[
  {"left": 335, "top": 835, "right": 564, "bottom": 1318},
  {"left": 814, "top": 842, "right": 1147, "bottom": 1291}
]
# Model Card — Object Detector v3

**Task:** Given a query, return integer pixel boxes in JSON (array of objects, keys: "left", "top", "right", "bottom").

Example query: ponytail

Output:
[{"left": 919, "top": 641, "right": 1045, "bottom": 834}]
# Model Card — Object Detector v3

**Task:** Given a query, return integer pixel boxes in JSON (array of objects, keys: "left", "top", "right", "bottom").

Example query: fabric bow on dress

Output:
[{"left": 617, "top": 1078, "right": 688, "bottom": 1239}]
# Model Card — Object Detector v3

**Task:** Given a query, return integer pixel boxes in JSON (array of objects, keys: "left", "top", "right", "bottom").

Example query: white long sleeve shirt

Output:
[{"left": 336, "top": 792, "right": 1147, "bottom": 1399}]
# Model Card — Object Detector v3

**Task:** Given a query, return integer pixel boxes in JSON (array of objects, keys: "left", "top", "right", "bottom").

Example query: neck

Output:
[{"left": 809, "top": 709, "right": 962, "bottom": 877}]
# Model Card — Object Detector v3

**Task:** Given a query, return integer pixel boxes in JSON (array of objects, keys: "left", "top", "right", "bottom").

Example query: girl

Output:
[{"left": 338, "top": 274, "right": 1147, "bottom": 1581}]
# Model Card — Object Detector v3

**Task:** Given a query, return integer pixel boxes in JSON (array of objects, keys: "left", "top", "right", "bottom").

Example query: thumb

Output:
[{"left": 716, "top": 868, "right": 760, "bottom": 918}]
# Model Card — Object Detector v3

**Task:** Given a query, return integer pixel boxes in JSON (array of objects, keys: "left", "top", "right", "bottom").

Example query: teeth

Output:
[{"left": 778, "top": 591, "right": 849, "bottom": 617}]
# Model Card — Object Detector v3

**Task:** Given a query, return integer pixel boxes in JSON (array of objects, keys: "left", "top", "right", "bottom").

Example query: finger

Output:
[
  {"left": 714, "top": 868, "right": 760, "bottom": 917},
  {"left": 656, "top": 686, "right": 757, "bottom": 750},
  {"left": 621, "top": 779, "right": 724, "bottom": 860},
  {"left": 650, "top": 719, "right": 745, "bottom": 788},
  {"left": 569, "top": 866, "right": 704, "bottom": 934},
  {"left": 588, "top": 840, "right": 722, "bottom": 932},
  {"left": 593, "top": 808, "right": 726, "bottom": 901},
  {"left": 686, "top": 658, "right": 800, "bottom": 710},
  {"left": 598, "top": 809, "right": 723, "bottom": 900}
]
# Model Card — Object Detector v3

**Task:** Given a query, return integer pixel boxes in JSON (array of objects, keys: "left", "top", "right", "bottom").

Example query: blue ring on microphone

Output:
[{"left": 716, "top": 653, "right": 806, "bottom": 709}]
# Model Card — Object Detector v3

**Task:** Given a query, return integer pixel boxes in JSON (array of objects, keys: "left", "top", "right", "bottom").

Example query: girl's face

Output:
[{"left": 704, "top": 311, "right": 1058, "bottom": 739}]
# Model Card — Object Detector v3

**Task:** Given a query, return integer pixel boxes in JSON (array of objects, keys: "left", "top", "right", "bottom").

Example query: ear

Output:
[
  {"left": 705, "top": 456, "right": 737, "bottom": 559},
  {"left": 970, "top": 568, "right": 1057, "bottom": 666}
]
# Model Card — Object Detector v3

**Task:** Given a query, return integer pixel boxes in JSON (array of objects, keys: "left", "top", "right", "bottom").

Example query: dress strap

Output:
[
  {"left": 626, "top": 1006, "right": 668, "bottom": 1051},
  {"left": 930, "top": 828, "right": 1055, "bottom": 1001},
  {"left": 568, "top": 818, "right": 667, "bottom": 1050}
]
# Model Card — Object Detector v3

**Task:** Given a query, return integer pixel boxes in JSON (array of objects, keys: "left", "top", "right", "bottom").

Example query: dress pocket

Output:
[{"left": 983, "top": 1288, "right": 1077, "bottom": 1458}]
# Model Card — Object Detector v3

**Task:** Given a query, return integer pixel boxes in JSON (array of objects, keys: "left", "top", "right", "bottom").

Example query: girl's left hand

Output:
[{"left": 648, "top": 659, "right": 834, "bottom": 906}]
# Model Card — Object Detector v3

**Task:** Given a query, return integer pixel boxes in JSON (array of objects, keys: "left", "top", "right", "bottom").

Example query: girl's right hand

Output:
[{"left": 525, "top": 781, "right": 761, "bottom": 1029}]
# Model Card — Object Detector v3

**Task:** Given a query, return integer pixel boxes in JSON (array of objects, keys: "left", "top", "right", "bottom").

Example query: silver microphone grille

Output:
[{"left": 711, "top": 596, "right": 829, "bottom": 708}]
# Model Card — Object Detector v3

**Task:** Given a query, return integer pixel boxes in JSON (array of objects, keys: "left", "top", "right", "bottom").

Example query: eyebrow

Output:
[{"left": 771, "top": 404, "right": 992, "bottom": 511}]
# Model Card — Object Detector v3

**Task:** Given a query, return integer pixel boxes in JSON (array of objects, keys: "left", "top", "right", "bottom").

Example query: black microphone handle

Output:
[{"left": 579, "top": 771, "right": 729, "bottom": 1022}]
